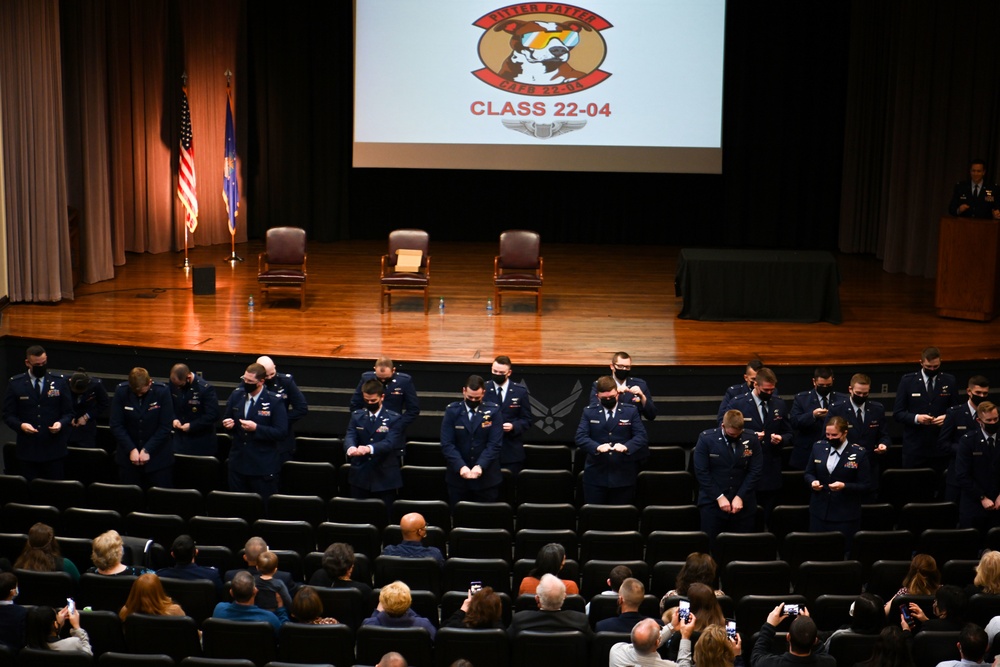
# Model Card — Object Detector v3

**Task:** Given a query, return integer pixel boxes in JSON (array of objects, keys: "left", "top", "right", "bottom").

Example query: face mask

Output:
[
  {"left": 30, "top": 364, "right": 46, "bottom": 379},
  {"left": 985, "top": 422, "right": 1000, "bottom": 436},
  {"left": 972, "top": 394, "right": 989, "bottom": 407},
  {"left": 465, "top": 399, "right": 481, "bottom": 411},
  {"left": 600, "top": 396, "right": 618, "bottom": 410},
  {"left": 757, "top": 391, "right": 773, "bottom": 402},
  {"left": 815, "top": 385, "right": 832, "bottom": 397},
  {"left": 613, "top": 368, "right": 630, "bottom": 382},
  {"left": 243, "top": 382, "right": 258, "bottom": 394},
  {"left": 366, "top": 402, "right": 380, "bottom": 414},
  {"left": 925, "top": 367, "right": 940, "bottom": 378},
  {"left": 492, "top": 374, "right": 507, "bottom": 386},
  {"left": 264, "top": 377, "right": 276, "bottom": 389},
  {"left": 826, "top": 437, "right": 842, "bottom": 445},
  {"left": 851, "top": 394, "right": 867, "bottom": 407}
]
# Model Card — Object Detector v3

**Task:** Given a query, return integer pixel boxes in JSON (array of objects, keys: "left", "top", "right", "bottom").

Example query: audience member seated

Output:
[
  {"left": 308, "top": 542, "right": 373, "bottom": 597},
  {"left": 822, "top": 592, "right": 885, "bottom": 650},
  {"left": 224, "top": 536, "right": 298, "bottom": 595},
  {"left": 597, "top": 577, "right": 658, "bottom": 633},
  {"left": 966, "top": 550, "right": 1000, "bottom": 598},
  {"left": 858, "top": 626, "right": 915, "bottom": 667},
  {"left": 13, "top": 523, "right": 81, "bottom": 582},
  {"left": 661, "top": 552, "right": 725, "bottom": 611},
  {"left": 254, "top": 550, "right": 292, "bottom": 611},
  {"left": 382, "top": 513, "right": 445, "bottom": 567},
  {"left": 0, "top": 573, "right": 27, "bottom": 653},
  {"left": 588, "top": 564, "right": 631, "bottom": 613},
  {"left": 119, "top": 572, "right": 185, "bottom": 619},
  {"left": 379, "top": 652, "right": 408, "bottom": 667},
  {"left": 751, "top": 604, "right": 834, "bottom": 667},
  {"left": 508, "top": 573, "right": 592, "bottom": 638},
  {"left": 518, "top": 542, "right": 579, "bottom": 596},
  {"left": 290, "top": 586, "right": 339, "bottom": 625},
  {"left": 695, "top": 623, "right": 744, "bottom": 667},
  {"left": 903, "top": 585, "right": 966, "bottom": 634},
  {"left": 361, "top": 580, "right": 437, "bottom": 640},
  {"left": 934, "top": 623, "right": 989, "bottom": 667},
  {"left": 213, "top": 569, "right": 289, "bottom": 635},
  {"left": 24, "top": 604, "right": 92, "bottom": 654},
  {"left": 87, "top": 529, "right": 153, "bottom": 576},
  {"left": 662, "top": 583, "right": 725, "bottom": 660},
  {"left": 609, "top": 615, "right": 695, "bottom": 667},
  {"left": 885, "top": 554, "right": 942, "bottom": 616},
  {"left": 443, "top": 586, "right": 504, "bottom": 629},
  {"left": 156, "top": 534, "right": 224, "bottom": 595}
]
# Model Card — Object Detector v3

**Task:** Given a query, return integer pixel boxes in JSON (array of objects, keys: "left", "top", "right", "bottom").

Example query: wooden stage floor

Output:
[{"left": 3, "top": 240, "right": 999, "bottom": 367}]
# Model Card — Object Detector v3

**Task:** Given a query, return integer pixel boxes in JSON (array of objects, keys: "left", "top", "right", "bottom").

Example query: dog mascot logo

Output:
[{"left": 473, "top": 4, "right": 611, "bottom": 96}]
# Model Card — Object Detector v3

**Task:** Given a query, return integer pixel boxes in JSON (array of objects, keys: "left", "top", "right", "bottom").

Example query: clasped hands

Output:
[{"left": 460, "top": 465, "right": 484, "bottom": 479}]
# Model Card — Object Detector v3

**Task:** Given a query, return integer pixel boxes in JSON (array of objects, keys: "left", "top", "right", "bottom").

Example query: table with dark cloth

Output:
[{"left": 675, "top": 249, "right": 842, "bottom": 323}]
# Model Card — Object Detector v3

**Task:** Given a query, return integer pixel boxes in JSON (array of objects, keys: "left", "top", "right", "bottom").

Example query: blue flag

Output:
[{"left": 223, "top": 89, "right": 239, "bottom": 235}]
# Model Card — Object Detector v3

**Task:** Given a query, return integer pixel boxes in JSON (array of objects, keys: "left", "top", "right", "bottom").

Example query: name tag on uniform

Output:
[
  {"left": 590, "top": 420, "right": 600, "bottom": 424},
  {"left": 454, "top": 425, "right": 465, "bottom": 430},
  {"left": 974, "top": 451, "right": 984, "bottom": 456},
  {"left": 125, "top": 406, "right": 134, "bottom": 411},
  {"left": 709, "top": 453, "right": 720, "bottom": 458},
  {"left": 911, "top": 393, "right": 921, "bottom": 397},
  {"left": 957, "top": 426, "right": 967, "bottom": 430}
]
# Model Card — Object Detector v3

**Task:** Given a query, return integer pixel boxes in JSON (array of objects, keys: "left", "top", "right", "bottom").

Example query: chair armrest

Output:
[
  {"left": 538, "top": 256, "right": 543, "bottom": 279},
  {"left": 258, "top": 252, "right": 268, "bottom": 273},
  {"left": 494, "top": 255, "right": 501, "bottom": 278}
]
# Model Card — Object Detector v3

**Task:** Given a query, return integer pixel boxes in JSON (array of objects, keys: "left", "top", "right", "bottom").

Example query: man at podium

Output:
[{"left": 949, "top": 158, "right": 1000, "bottom": 219}]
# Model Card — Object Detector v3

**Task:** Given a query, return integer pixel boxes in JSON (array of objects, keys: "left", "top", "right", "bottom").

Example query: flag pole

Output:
[
  {"left": 183, "top": 228, "right": 190, "bottom": 269},
  {"left": 224, "top": 69, "right": 243, "bottom": 265}
]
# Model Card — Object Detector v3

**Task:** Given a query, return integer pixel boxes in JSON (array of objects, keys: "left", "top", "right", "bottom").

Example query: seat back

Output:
[
  {"left": 201, "top": 618, "right": 277, "bottom": 666},
  {"left": 499, "top": 230, "right": 540, "bottom": 270},
  {"left": 12, "top": 569, "right": 74, "bottom": 607},
  {"left": 310, "top": 586, "right": 366, "bottom": 630},
  {"left": 387, "top": 229, "right": 429, "bottom": 268},
  {"left": 828, "top": 630, "right": 879, "bottom": 667},
  {"left": 277, "top": 621, "right": 354, "bottom": 667},
  {"left": 159, "top": 578, "right": 220, "bottom": 625},
  {"left": 434, "top": 627, "right": 509, "bottom": 667},
  {"left": 511, "top": 630, "right": 588, "bottom": 667},
  {"left": 355, "top": 625, "right": 433, "bottom": 667},
  {"left": 124, "top": 612, "right": 202, "bottom": 662},
  {"left": 78, "top": 573, "right": 138, "bottom": 612},
  {"left": 264, "top": 227, "right": 306, "bottom": 265}
]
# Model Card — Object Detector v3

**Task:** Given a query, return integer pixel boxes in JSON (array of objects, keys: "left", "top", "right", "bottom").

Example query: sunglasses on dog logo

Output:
[{"left": 520, "top": 29, "right": 581, "bottom": 49}]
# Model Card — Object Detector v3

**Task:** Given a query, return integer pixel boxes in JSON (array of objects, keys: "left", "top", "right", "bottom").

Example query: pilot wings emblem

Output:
[
  {"left": 501, "top": 119, "right": 587, "bottom": 140},
  {"left": 525, "top": 380, "right": 584, "bottom": 434}
]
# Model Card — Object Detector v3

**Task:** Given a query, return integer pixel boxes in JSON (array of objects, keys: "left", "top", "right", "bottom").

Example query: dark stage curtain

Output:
[{"left": 839, "top": 0, "right": 1000, "bottom": 278}]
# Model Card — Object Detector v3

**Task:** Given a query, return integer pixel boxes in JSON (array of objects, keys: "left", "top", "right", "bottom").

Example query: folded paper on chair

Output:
[{"left": 395, "top": 249, "right": 423, "bottom": 272}]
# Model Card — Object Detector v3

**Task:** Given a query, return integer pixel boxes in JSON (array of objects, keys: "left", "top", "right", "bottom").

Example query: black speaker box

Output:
[{"left": 192, "top": 265, "right": 216, "bottom": 295}]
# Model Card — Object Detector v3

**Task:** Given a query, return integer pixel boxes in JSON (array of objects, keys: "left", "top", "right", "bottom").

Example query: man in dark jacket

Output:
[{"left": 752, "top": 603, "right": 835, "bottom": 667}]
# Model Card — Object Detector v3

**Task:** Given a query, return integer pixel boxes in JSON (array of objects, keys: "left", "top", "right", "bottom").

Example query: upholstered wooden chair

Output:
[
  {"left": 380, "top": 229, "right": 430, "bottom": 312},
  {"left": 257, "top": 226, "right": 307, "bottom": 309},
  {"left": 494, "top": 230, "right": 542, "bottom": 313}
]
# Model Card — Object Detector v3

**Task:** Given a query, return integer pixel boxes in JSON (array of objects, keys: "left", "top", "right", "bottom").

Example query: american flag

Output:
[{"left": 178, "top": 88, "right": 198, "bottom": 234}]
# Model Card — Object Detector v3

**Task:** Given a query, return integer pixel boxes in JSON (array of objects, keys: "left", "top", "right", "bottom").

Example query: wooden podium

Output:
[{"left": 935, "top": 216, "right": 1000, "bottom": 321}]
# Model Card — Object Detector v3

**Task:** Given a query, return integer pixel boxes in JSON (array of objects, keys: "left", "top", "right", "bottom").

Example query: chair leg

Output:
[
  {"left": 299, "top": 284, "right": 306, "bottom": 311},
  {"left": 536, "top": 288, "right": 541, "bottom": 314},
  {"left": 495, "top": 287, "right": 501, "bottom": 314},
  {"left": 423, "top": 289, "right": 428, "bottom": 314},
  {"left": 381, "top": 288, "right": 386, "bottom": 313}
]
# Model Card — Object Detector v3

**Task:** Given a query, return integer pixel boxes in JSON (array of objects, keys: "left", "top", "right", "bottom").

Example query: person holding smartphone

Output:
[{"left": 751, "top": 604, "right": 835, "bottom": 667}]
